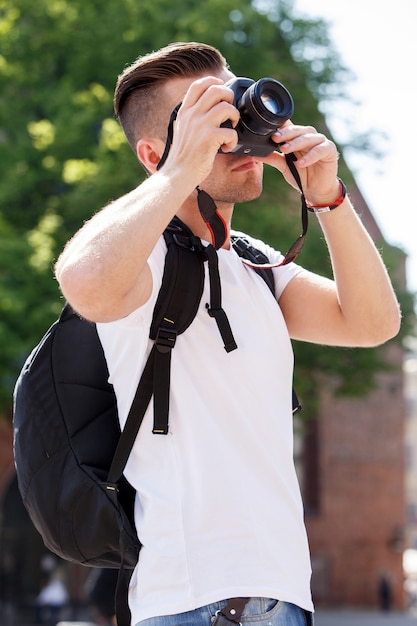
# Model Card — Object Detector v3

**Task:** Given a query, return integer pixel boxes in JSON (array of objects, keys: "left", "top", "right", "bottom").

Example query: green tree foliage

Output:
[{"left": 0, "top": 0, "right": 412, "bottom": 412}]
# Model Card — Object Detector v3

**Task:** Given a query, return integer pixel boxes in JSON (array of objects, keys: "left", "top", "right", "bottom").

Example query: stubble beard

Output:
[{"left": 201, "top": 167, "right": 264, "bottom": 207}]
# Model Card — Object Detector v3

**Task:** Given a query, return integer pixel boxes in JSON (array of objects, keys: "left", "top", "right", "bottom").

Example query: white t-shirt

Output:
[{"left": 97, "top": 232, "right": 313, "bottom": 624}]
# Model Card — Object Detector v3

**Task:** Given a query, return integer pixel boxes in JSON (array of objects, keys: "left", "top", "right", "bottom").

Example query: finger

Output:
[
  {"left": 270, "top": 125, "right": 324, "bottom": 158},
  {"left": 280, "top": 138, "right": 337, "bottom": 170},
  {"left": 278, "top": 130, "right": 325, "bottom": 155},
  {"left": 181, "top": 76, "right": 233, "bottom": 110},
  {"left": 291, "top": 138, "right": 338, "bottom": 169},
  {"left": 275, "top": 123, "right": 317, "bottom": 141},
  {"left": 178, "top": 81, "right": 239, "bottom": 133}
]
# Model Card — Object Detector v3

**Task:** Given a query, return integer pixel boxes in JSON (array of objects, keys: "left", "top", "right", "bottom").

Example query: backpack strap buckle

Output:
[{"left": 155, "top": 325, "right": 177, "bottom": 353}]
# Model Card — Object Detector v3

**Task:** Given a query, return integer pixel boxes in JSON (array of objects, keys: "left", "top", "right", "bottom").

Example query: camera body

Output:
[{"left": 221, "top": 77, "right": 294, "bottom": 156}]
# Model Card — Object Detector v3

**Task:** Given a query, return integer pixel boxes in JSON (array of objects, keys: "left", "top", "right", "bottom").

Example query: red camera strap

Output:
[
  {"left": 197, "top": 152, "right": 309, "bottom": 258},
  {"left": 240, "top": 152, "right": 309, "bottom": 266},
  {"left": 157, "top": 105, "right": 309, "bottom": 260}
]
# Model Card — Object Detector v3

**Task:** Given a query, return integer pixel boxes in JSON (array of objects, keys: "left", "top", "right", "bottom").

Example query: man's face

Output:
[{"left": 162, "top": 69, "right": 265, "bottom": 208}]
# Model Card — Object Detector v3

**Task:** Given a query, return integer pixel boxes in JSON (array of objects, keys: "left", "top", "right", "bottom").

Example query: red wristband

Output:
[{"left": 306, "top": 178, "right": 347, "bottom": 213}]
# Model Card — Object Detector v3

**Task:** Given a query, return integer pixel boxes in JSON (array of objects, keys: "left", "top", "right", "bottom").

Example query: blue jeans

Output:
[{"left": 136, "top": 598, "right": 314, "bottom": 625}]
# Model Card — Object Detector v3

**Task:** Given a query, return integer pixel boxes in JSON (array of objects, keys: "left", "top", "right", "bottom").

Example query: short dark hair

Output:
[{"left": 114, "top": 42, "right": 228, "bottom": 150}]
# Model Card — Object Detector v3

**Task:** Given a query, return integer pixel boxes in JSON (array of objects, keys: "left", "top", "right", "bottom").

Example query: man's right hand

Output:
[{"left": 159, "top": 76, "right": 240, "bottom": 187}]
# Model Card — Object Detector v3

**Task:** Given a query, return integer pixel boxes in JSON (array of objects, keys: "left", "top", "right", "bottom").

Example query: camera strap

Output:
[
  {"left": 196, "top": 186, "right": 228, "bottom": 250},
  {"left": 156, "top": 104, "right": 181, "bottom": 172},
  {"left": 280, "top": 152, "right": 309, "bottom": 263},
  {"left": 157, "top": 104, "right": 310, "bottom": 256},
  {"left": 196, "top": 152, "right": 309, "bottom": 255},
  {"left": 238, "top": 152, "right": 309, "bottom": 269}
]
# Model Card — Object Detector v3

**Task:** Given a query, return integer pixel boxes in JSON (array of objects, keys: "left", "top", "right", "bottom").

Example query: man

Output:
[{"left": 55, "top": 42, "right": 401, "bottom": 626}]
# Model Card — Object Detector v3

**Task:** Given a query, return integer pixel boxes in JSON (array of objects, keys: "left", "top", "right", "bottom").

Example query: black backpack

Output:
[{"left": 13, "top": 217, "right": 300, "bottom": 625}]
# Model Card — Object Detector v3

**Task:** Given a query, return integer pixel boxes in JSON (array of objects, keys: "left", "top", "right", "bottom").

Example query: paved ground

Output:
[{"left": 315, "top": 610, "right": 417, "bottom": 625}]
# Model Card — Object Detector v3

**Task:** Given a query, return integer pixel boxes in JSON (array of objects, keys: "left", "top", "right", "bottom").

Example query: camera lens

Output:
[
  {"left": 239, "top": 78, "right": 294, "bottom": 134},
  {"left": 261, "top": 93, "right": 280, "bottom": 115}
]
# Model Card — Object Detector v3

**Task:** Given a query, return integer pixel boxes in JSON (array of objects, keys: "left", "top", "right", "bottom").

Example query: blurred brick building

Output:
[{"left": 303, "top": 183, "right": 407, "bottom": 610}]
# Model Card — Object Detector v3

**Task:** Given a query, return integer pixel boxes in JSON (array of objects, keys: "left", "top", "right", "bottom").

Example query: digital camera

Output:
[{"left": 221, "top": 77, "right": 294, "bottom": 156}]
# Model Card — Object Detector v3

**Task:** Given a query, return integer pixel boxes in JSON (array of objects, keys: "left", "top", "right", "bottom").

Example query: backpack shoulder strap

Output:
[
  {"left": 150, "top": 216, "right": 205, "bottom": 340},
  {"left": 231, "top": 233, "right": 275, "bottom": 295},
  {"left": 150, "top": 218, "right": 206, "bottom": 434},
  {"left": 108, "top": 218, "right": 207, "bottom": 480}
]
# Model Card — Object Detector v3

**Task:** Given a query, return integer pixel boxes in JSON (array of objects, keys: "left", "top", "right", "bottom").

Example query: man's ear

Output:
[{"left": 136, "top": 138, "right": 165, "bottom": 175}]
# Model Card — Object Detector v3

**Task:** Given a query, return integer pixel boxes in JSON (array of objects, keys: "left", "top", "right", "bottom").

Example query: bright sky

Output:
[{"left": 293, "top": 0, "right": 417, "bottom": 294}]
